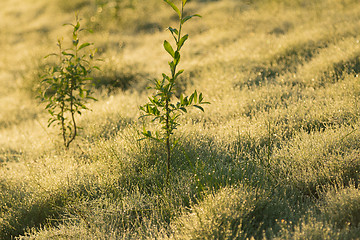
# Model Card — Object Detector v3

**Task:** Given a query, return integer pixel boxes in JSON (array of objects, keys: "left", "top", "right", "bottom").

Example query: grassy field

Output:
[{"left": 1, "top": 0, "right": 360, "bottom": 239}]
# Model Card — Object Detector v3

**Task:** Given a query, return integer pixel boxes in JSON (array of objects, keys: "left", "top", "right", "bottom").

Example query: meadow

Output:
[{"left": 1, "top": 0, "right": 360, "bottom": 239}]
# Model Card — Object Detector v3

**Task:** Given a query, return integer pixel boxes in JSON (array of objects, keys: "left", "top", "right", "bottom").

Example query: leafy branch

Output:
[
  {"left": 39, "top": 15, "right": 99, "bottom": 149},
  {"left": 139, "top": 0, "right": 209, "bottom": 182}
]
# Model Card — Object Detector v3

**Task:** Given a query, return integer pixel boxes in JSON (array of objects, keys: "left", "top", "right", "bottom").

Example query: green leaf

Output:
[
  {"left": 189, "top": 94, "right": 194, "bottom": 104},
  {"left": 164, "top": 0, "right": 181, "bottom": 19},
  {"left": 180, "top": 94, "right": 184, "bottom": 105},
  {"left": 79, "top": 65, "right": 87, "bottom": 75},
  {"left": 181, "top": 14, "right": 201, "bottom": 24},
  {"left": 168, "top": 27, "right": 179, "bottom": 36},
  {"left": 180, "top": 107, "right": 187, "bottom": 113},
  {"left": 78, "top": 42, "right": 92, "bottom": 50},
  {"left": 175, "top": 69, "right": 184, "bottom": 79},
  {"left": 47, "top": 119, "right": 56, "bottom": 127},
  {"left": 62, "top": 51, "right": 74, "bottom": 57},
  {"left": 168, "top": 27, "right": 179, "bottom": 41},
  {"left": 164, "top": 40, "right": 175, "bottom": 58},
  {"left": 145, "top": 104, "right": 151, "bottom": 113},
  {"left": 199, "top": 92, "right": 203, "bottom": 102},
  {"left": 169, "top": 61, "right": 175, "bottom": 75},
  {"left": 86, "top": 96, "right": 97, "bottom": 101},
  {"left": 178, "top": 34, "right": 188, "bottom": 50},
  {"left": 74, "top": 21, "right": 80, "bottom": 32},
  {"left": 193, "top": 105, "right": 204, "bottom": 112},
  {"left": 44, "top": 53, "right": 58, "bottom": 58},
  {"left": 142, "top": 125, "right": 149, "bottom": 135},
  {"left": 63, "top": 23, "right": 73, "bottom": 28},
  {"left": 182, "top": 0, "right": 187, "bottom": 7},
  {"left": 174, "top": 51, "right": 181, "bottom": 65},
  {"left": 47, "top": 108, "right": 54, "bottom": 115}
]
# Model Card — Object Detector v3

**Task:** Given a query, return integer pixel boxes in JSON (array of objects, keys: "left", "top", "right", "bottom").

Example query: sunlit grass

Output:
[{"left": 1, "top": 0, "right": 360, "bottom": 239}]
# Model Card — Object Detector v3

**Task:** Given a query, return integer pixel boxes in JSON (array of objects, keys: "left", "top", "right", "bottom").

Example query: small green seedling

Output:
[
  {"left": 39, "top": 15, "right": 99, "bottom": 149},
  {"left": 140, "top": 0, "right": 209, "bottom": 182}
]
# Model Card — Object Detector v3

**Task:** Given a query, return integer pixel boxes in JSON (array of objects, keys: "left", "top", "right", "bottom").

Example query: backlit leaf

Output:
[
  {"left": 164, "top": 40, "right": 175, "bottom": 58},
  {"left": 78, "top": 43, "right": 92, "bottom": 50},
  {"left": 164, "top": 0, "right": 181, "bottom": 19},
  {"left": 178, "top": 34, "right": 188, "bottom": 50},
  {"left": 199, "top": 92, "right": 203, "bottom": 102},
  {"left": 174, "top": 51, "right": 181, "bottom": 65},
  {"left": 193, "top": 105, "right": 204, "bottom": 112},
  {"left": 168, "top": 27, "right": 179, "bottom": 35},
  {"left": 175, "top": 69, "right": 184, "bottom": 79},
  {"left": 181, "top": 14, "right": 201, "bottom": 24}
]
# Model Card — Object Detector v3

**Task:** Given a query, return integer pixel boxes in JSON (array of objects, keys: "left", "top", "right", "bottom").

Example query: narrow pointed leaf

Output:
[
  {"left": 174, "top": 51, "right": 181, "bottom": 65},
  {"left": 178, "top": 34, "right": 188, "bottom": 50},
  {"left": 169, "top": 61, "right": 175, "bottom": 75},
  {"left": 180, "top": 94, "right": 184, "bottom": 105},
  {"left": 164, "top": 0, "right": 181, "bottom": 19},
  {"left": 193, "top": 90, "right": 198, "bottom": 103},
  {"left": 164, "top": 40, "right": 175, "bottom": 58},
  {"left": 181, "top": 14, "right": 201, "bottom": 24},
  {"left": 180, "top": 107, "right": 187, "bottom": 113},
  {"left": 199, "top": 92, "right": 203, "bottom": 102},
  {"left": 44, "top": 53, "right": 58, "bottom": 58},
  {"left": 175, "top": 69, "right": 184, "bottom": 79},
  {"left": 168, "top": 27, "right": 179, "bottom": 35},
  {"left": 189, "top": 94, "right": 194, "bottom": 104},
  {"left": 78, "top": 43, "right": 92, "bottom": 50},
  {"left": 193, "top": 105, "right": 204, "bottom": 112},
  {"left": 86, "top": 96, "right": 97, "bottom": 101},
  {"left": 62, "top": 51, "right": 74, "bottom": 57}
]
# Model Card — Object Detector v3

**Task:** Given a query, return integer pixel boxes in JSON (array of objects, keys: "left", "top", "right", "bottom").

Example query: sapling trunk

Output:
[
  {"left": 61, "top": 102, "right": 66, "bottom": 148},
  {"left": 67, "top": 79, "right": 77, "bottom": 149},
  {"left": 165, "top": 97, "right": 171, "bottom": 182}
]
